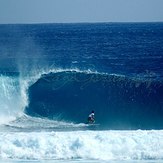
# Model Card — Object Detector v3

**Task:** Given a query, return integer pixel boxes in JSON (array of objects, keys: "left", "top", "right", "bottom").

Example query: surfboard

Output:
[
  {"left": 88, "top": 123, "right": 100, "bottom": 126},
  {"left": 85, "top": 122, "right": 100, "bottom": 126}
]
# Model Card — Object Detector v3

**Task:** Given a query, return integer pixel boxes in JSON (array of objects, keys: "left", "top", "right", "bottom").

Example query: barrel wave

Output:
[{"left": 25, "top": 70, "right": 163, "bottom": 129}]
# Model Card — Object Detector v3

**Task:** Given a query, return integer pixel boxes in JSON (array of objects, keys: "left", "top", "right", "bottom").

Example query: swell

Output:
[{"left": 26, "top": 70, "right": 163, "bottom": 129}]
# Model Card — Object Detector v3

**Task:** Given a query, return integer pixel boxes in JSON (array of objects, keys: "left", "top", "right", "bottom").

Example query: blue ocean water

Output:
[{"left": 0, "top": 23, "right": 163, "bottom": 162}]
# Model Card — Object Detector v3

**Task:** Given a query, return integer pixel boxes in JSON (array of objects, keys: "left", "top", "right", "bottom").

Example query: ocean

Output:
[{"left": 0, "top": 23, "right": 163, "bottom": 162}]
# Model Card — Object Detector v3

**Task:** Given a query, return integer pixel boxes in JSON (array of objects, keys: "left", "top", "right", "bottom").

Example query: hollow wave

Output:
[{"left": 25, "top": 69, "right": 163, "bottom": 129}]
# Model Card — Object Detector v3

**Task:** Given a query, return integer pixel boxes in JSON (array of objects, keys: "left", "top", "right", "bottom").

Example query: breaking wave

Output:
[
  {"left": 0, "top": 68, "right": 163, "bottom": 130},
  {"left": 25, "top": 69, "right": 163, "bottom": 129}
]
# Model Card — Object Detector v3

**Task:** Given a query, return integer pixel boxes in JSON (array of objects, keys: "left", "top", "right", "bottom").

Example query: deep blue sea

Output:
[{"left": 0, "top": 23, "right": 163, "bottom": 162}]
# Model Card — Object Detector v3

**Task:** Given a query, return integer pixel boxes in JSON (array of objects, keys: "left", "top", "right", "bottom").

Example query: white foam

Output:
[
  {"left": 0, "top": 130, "right": 163, "bottom": 161},
  {"left": 0, "top": 75, "right": 23, "bottom": 124},
  {"left": 0, "top": 72, "right": 42, "bottom": 125}
]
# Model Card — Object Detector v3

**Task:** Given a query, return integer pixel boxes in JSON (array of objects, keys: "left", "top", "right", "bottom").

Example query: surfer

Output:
[{"left": 87, "top": 110, "right": 95, "bottom": 124}]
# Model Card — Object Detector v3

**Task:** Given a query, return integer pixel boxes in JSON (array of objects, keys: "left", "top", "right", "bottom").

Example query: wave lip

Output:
[{"left": 0, "top": 130, "right": 163, "bottom": 161}]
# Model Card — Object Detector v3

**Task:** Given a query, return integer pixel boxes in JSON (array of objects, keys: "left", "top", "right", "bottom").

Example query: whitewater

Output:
[
  {"left": 0, "top": 23, "right": 163, "bottom": 162},
  {"left": 1, "top": 130, "right": 163, "bottom": 161}
]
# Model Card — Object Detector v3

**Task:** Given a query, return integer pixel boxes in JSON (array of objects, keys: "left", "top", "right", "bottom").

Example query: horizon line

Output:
[{"left": 0, "top": 21, "right": 163, "bottom": 25}]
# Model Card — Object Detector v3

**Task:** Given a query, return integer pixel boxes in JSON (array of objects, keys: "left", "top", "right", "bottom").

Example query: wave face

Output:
[{"left": 26, "top": 71, "right": 163, "bottom": 129}]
